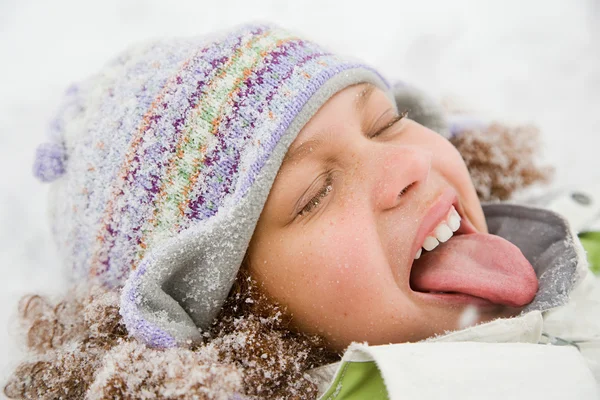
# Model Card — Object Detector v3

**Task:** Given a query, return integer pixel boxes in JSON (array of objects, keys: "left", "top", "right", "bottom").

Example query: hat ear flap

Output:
[
  {"left": 119, "top": 210, "right": 250, "bottom": 348},
  {"left": 392, "top": 83, "right": 449, "bottom": 137}
]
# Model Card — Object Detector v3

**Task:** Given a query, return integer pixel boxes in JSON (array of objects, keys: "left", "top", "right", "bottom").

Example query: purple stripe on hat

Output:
[
  {"left": 98, "top": 29, "right": 262, "bottom": 284},
  {"left": 125, "top": 30, "right": 257, "bottom": 194},
  {"left": 78, "top": 42, "right": 198, "bottom": 280},
  {"left": 186, "top": 40, "right": 316, "bottom": 221}
]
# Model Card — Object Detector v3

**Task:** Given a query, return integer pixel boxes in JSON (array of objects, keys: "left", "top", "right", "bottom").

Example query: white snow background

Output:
[{"left": 1, "top": 0, "right": 599, "bottom": 394}]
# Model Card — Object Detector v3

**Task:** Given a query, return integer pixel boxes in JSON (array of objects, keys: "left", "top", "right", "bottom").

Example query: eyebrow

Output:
[
  {"left": 281, "top": 84, "right": 375, "bottom": 169},
  {"left": 355, "top": 84, "right": 376, "bottom": 114},
  {"left": 280, "top": 135, "right": 328, "bottom": 170}
]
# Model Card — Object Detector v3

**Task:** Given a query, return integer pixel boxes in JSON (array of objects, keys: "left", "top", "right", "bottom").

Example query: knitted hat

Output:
[{"left": 33, "top": 24, "right": 445, "bottom": 348}]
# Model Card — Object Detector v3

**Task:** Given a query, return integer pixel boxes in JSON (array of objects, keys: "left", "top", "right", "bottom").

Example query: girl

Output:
[{"left": 5, "top": 23, "right": 600, "bottom": 399}]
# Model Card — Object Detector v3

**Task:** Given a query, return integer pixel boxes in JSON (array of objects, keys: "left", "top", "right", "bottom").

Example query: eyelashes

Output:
[
  {"left": 298, "top": 173, "right": 333, "bottom": 217},
  {"left": 367, "top": 109, "right": 409, "bottom": 139}
]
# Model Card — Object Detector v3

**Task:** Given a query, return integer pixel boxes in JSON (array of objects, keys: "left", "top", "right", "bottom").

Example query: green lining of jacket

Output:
[
  {"left": 579, "top": 231, "right": 600, "bottom": 274},
  {"left": 319, "top": 361, "right": 388, "bottom": 400}
]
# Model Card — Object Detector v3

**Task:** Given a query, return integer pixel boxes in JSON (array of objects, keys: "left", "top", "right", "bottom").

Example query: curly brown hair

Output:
[
  {"left": 4, "top": 261, "right": 338, "bottom": 400},
  {"left": 450, "top": 122, "right": 553, "bottom": 201}
]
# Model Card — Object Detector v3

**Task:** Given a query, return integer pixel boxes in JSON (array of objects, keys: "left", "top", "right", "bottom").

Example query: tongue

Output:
[{"left": 410, "top": 233, "right": 538, "bottom": 307}]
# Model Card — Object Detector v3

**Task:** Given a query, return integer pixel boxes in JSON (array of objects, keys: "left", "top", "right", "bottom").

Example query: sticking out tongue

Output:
[{"left": 410, "top": 233, "right": 538, "bottom": 307}]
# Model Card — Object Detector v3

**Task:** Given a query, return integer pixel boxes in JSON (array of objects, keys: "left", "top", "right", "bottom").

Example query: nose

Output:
[{"left": 370, "top": 144, "right": 432, "bottom": 211}]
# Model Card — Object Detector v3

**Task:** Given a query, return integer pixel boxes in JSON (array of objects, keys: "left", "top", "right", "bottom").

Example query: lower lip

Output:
[{"left": 413, "top": 291, "right": 503, "bottom": 311}]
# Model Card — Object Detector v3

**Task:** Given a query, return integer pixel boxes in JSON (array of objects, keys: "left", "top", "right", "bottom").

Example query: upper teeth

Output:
[{"left": 414, "top": 206, "right": 461, "bottom": 259}]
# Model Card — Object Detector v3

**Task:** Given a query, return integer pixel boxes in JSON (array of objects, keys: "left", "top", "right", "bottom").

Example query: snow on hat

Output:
[{"left": 32, "top": 23, "right": 394, "bottom": 348}]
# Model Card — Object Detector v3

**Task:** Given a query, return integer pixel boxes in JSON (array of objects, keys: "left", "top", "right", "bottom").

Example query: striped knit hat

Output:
[
  {"left": 34, "top": 23, "right": 451, "bottom": 349},
  {"left": 32, "top": 24, "right": 393, "bottom": 348}
]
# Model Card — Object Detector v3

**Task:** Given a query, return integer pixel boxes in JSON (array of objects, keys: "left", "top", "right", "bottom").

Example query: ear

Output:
[{"left": 392, "top": 82, "right": 449, "bottom": 137}]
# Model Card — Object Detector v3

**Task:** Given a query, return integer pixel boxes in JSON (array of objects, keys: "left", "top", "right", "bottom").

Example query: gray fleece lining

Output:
[{"left": 482, "top": 203, "right": 581, "bottom": 313}]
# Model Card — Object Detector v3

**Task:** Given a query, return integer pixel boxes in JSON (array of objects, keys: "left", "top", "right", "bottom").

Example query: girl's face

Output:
[{"left": 248, "top": 83, "right": 519, "bottom": 350}]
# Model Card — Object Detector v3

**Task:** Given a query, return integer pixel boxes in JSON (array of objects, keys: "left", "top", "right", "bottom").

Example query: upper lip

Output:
[{"left": 409, "top": 187, "right": 477, "bottom": 263}]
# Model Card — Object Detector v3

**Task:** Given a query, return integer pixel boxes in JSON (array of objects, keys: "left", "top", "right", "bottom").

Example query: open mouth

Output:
[
  {"left": 406, "top": 187, "right": 477, "bottom": 272},
  {"left": 406, "top": 190, "right": 538, "bottom": 309},
  {"left": 409, "top": 201, "right": 475, "bottom": 294},
  {"left": 406, "top": 189, "right": 495, "bottom": 306}
]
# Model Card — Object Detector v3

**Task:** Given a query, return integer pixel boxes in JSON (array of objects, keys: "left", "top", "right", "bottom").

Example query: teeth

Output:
[
  {"left": 448, "top": 209, "right": 461, "bottom": 232},
  {"left": 414, "top": 248, "right": 422, "bottom": 260},
  {"left": 422, "top": 236, "right": 440, "bottom": 251},
  {"left": 415, "top": 206, "right": 463, "bottom": 257},
  {"left": 434, "top": 224, "right": 453, "bottom": 243}
]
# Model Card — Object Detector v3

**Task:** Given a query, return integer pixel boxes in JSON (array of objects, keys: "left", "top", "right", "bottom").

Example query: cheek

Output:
[
  {"left": 306, "top": 215, "right": 380, "bottom": 290},
  {"left": 426, "top": 132, "right": 487, "bottom": 230},
  {"left": 286, "top": 215, "right": 401, "bottom": 336},
  {"left": 295, "top": 214, "right": 383, "bottom": 297},
  {"left": 252, "top": 209, "right": 394, "bottom": 324}
]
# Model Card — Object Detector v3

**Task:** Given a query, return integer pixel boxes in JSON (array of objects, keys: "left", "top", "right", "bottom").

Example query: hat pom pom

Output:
[{"left": 33, "top": 142, "right": 67, "bottom": 182}]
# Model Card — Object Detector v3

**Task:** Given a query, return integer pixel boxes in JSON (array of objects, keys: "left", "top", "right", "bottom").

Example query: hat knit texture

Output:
[{"left": 35, "top": 24, "right": 388, "bottom": 347}]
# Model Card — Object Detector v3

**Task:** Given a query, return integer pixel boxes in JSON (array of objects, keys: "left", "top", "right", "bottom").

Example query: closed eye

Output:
[
  {"left": 297, "top": 172, "right": 334, "bottom": 217},
  {"left": 368, "top": 110, "right": 409, "bottom": 139}
]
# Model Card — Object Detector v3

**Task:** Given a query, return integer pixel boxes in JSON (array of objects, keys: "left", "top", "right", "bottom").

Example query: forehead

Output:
[{"left": 290, "top": 83, "right": 392, "bottom": 147}]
